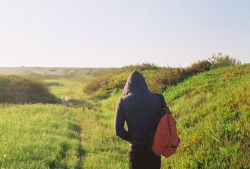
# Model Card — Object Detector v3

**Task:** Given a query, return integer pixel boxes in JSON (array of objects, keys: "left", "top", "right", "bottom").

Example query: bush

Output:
[
  {"left": 188, "top": 60, "right": 212, "bottom": 74},
  {"left": 83, "top": 55, "right": 242, "bottom": 99},
  {"left": 84, "top": 77, "right": 106, "bottom": 95},
  {"left": 209, "top": 53, "right": 241, "bottom": 68},
  {"left": 148, "top": 67, "right": 188, "bottom": 93},
  {"left": 122, "top": 63, "right": 158, "bottom": 72},
  {"left": 0, "top": 75, "right": 59, "bottom": 104},
  {"left": 83, "top": 68, "right": 123, "bottom": 96}
]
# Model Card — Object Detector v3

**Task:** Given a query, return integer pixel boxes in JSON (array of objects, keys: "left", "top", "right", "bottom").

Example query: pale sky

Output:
[{"left": 0, "top": 0, "right": 249, "bottom": 67}]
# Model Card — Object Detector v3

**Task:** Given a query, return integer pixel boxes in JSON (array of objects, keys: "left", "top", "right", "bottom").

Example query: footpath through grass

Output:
[
  {"left": 0, "top": 104, "right": 83, "bottom": 168},
  {"left": 80, "top": 92, "right": 128, "bottom": 168}
]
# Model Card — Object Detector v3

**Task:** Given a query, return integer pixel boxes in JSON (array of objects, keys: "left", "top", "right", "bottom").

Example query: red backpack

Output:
[{"left": 150, "top": 94, "right": 180, "bottom": 158}]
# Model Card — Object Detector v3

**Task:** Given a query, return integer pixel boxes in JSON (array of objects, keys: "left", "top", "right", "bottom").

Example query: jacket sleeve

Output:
[{"left": 114, "top": 98, "right": 129, "bottom": 141}]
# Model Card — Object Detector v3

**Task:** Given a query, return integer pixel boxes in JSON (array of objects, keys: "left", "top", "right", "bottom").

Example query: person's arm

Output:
[{"left": 114, "top": 98, "right": 129, "bottom": 141}]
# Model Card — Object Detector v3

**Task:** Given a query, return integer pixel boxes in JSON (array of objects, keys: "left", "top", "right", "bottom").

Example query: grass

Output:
[
  {"left": 45, "top": 72, "right": 94, "bottom": 107},
  {"left": 80, "top": 64, "right": 249, "bottom": 168},
  {"left": 0, "top": 104, "right": 83, "bottom": 169},
  {"left": 79, "top": 92, "right": 129, "bottom": 168},
  {"left": 160, "top": 65, "right": 249, "bottom": 168},
  {"left": 0, "top": 64, "right": 249, "bottom": 168},
  {"left": 46, "top": 79, "right": 85, "bottom": 98},
  {"left": 0, "top": 73, "right": 90, "bottom": 168}
]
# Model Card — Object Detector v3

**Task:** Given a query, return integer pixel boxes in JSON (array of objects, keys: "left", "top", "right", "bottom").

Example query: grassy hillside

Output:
[
  {"left": 83, "top": 54, "right": 241, "bottom": 99},
  {"left": 161, "top": 64, "right": 249, "bottom": 168},
  {"left": 80, "top": 64, "right": 249, "bottom": 168},
  {"left": 0, "top": 104, "right": 83, "bottom": 169}
]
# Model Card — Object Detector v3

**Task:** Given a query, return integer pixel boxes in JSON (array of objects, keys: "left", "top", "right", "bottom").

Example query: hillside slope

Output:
[
  {"left": 81, "top": 64, "right": 249, "bottom": 168},
  {"left": 162, "top": 64, "right": 249, "bottom": 168}
]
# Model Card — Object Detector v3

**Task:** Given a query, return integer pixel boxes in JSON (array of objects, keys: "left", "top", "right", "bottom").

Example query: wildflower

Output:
[{"left": 4, "top": 154, "right": 6, "bottom": 158}]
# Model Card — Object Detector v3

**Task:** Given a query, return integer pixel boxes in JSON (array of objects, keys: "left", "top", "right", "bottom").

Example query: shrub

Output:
[
  {"left": 148, "top": 67, "right": 188, "bottom": 93},
  {"left": 83, "top": 55, "right": 242, "bottom": 99},
  {"left": 188, "top": 60, "right": 212, "bottom": 74},
  {"left": 209, "top": 52, "right": 241, "bottom": 69},
  {"left": 84, "top": 77, "right": 106, "bottom": 95},
  {"left": 0, "top": 75, "right": 59, "bottom": 104},
  {"left": 122, "top": 63, "right": 158, "bottom": 72}
]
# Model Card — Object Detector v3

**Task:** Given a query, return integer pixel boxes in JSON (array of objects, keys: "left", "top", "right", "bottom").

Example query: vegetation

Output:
[
  {"left": 162, "top": 64, "right": 249, "bottom": 168},
  {"left": 0, "top": 75, "right": 59, "bottom": 104},
  {"left": 209, "top": 52, "right": 241, "bottom": 69},
  {"left": 0, "top": 104, "right": 83, "bottom": 168},
  {"left": 83, "top": 53, "right": 242, "bottom": 97},
  {"left": 0, "top": 54, "right": 248, "bottom": 168},
  {"left": 80, "top": 64, "right": 249, "bottom": 168}
]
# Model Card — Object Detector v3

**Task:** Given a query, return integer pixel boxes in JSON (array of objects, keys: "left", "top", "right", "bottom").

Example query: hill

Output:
[
  {"left": 0, "top": 67, "right": 106, "bottom": 76},
  {"left": 83, "top": 54, "right": 242, "bottom": 99},
  {"left": 161, "top": 64, "right": 249, "bottom": 168},
  {"left": 80, "top": 64, "right": 249, "bottom": 168}
]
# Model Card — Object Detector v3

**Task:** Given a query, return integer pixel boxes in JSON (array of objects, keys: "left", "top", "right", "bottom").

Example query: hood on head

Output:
[{"left": 123, "top": 71, "right": 149, "bottom": 96}]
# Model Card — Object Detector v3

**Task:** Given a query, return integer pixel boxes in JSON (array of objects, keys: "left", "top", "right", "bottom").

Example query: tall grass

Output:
[
  {"left": 0, "top": 104, "right": 83, "bottom": 168},
  {"left": 79, "top": 92, "right": 129, "bottom": 168},
  {"left": 161, "top": 64, "right": 249, "bottom": 168}
]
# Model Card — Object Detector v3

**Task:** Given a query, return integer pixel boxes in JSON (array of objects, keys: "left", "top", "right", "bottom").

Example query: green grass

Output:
[
  {"left": 45, "top": 73, "right": 93, "bottom": 107},
  {"left": 46, "top": 79, "right": 85, "bottom": 98},
  {"left": 80, "top": 64, "right": 249, "bottom": 168},
  {"left": 0, "top": 104, "right": 83, "bottom": 168},
  {"left": 79, "top": 92, "right": 128, "bottom": 168},
  {"left": 161, "top": 64, "right": 249, "bottom": 168},
  {"left": 0, "top": 73, "right": 91, "bottom": 168},
  {"left": 0, "top": 64, "right": 249, "bottom": 168}
]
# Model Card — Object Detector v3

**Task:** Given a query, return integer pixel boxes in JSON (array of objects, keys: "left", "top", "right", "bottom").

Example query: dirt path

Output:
[{"left": 70, "top": 107, "right": 85, "bottom": 168}]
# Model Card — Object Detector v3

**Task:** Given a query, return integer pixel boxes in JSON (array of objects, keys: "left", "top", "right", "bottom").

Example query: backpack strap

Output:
[
  {"left": 155, "top": 93, "right": 170, "bottom": 114},
  {"left": 149, "top": 94, "right": 169, "bottom": 147}
]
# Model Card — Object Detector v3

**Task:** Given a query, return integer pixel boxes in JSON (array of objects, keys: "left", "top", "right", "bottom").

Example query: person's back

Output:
[{"left": 114, "top": 71, "right": 162, "bottom": 169}]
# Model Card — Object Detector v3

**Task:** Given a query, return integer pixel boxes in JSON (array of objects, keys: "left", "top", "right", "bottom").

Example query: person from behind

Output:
[{"left": 114, "top": 71, "right": 162, "bottom": 169}]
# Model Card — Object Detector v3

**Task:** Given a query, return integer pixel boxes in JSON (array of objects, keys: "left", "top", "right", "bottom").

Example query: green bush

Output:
[
  {"left": 188, "top": 60, "right": 212, "bottom": 74},
  {"left": 122, "top": 63, "right": 158, "bottom": 72},
  {"left": 209, "top": 52, "right": 241, "bottom": 69},
  {"left": 84, "top": 77, "right": 106, "bottom": 95},
  {"left": 0, "top": 75, "right": 59, "bottom": 104},
  {"left": 83, "top": 55, "right": 242, "bottom": 99}
]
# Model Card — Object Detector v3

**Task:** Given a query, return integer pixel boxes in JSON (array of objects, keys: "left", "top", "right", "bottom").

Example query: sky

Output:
[{"left": 0, "top": 0, "right": 249, "bottom": 68}]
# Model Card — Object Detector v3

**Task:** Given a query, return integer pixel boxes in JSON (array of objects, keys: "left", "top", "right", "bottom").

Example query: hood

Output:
[{"left": 123, "top": 71, "right": 149, "bottom": 96}]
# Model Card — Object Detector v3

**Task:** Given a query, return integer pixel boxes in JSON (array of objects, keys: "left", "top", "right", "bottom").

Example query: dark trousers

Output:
[{"left": 128, "top": 144, "right": 161, "bottom": 169}]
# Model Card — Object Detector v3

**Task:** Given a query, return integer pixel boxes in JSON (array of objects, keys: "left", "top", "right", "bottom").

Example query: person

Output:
[{"left": 114, "top": 70, "right": 162, "bottom": 169}]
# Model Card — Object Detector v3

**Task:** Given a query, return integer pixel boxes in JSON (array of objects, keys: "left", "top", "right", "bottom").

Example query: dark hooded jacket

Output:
[{"left": 114, "top": 71, "right": 161, "bottom": 146}]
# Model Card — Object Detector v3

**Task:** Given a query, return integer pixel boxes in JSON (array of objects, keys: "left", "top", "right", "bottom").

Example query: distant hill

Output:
[{"left": 0, "top": 67, "right": 105, "bottom": 75}]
